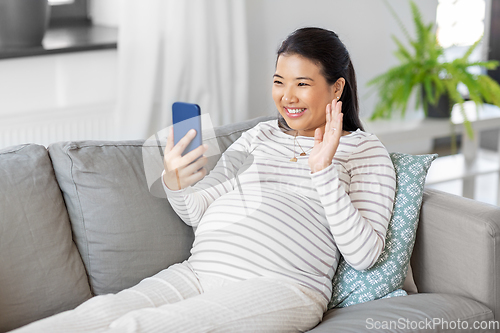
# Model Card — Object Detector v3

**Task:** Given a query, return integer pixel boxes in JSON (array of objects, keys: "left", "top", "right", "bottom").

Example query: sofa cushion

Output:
[
  {"left": 209, "top": 115, "right": 276, "bottom": 171},
  {"left": 48, "top": 141, "right": 195, "bottom": 295},
  {"left": 212, "top": 116, "right": 276, "bottom": 152},
  {"left": 0, "top": 144, "right": 92, "bottom": 332},
  {"left": 413, "top": 188, "right": 500, "bottom": 323},
  {"left": 310, "top": 293, "right": 494, "bottom": 332},
  {"left": 329, "top": 153, "right": 437, "bottom": 308}
]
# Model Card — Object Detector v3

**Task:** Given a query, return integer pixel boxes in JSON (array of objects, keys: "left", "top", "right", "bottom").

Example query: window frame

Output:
[
  {"left": 49, "top": 0, "right": 90, "bottom": 26},
  {"left": 487, "top": 0, "right": 500, "bottom": 83}
]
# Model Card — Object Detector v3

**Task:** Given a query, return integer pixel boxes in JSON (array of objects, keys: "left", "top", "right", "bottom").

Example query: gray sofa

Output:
[{"left": 1, "top": 116, "right": 500, "bottom": 333}]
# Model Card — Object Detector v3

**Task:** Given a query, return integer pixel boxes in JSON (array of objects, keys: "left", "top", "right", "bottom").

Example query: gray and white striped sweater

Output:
[{"left": 164, "top": 119, "right": 396, "bottom": 302}]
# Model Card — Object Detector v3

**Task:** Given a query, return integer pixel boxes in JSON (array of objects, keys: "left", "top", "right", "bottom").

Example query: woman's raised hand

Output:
[
  {"left": 308, "top": 98, "right": 343, "bottom": 173},
  {"left": 163, "top": 126, "right": 208, "bottom": 190}
]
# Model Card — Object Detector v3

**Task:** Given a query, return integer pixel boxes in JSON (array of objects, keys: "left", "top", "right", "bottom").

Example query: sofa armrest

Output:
[{"left": 411, "top": 188, "right": 500, "bottom": 320}]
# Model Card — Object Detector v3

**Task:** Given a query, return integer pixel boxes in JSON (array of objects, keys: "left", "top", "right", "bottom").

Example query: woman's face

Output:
[{"left": 272, "top": 54, "right": 339, "bottom": 137}]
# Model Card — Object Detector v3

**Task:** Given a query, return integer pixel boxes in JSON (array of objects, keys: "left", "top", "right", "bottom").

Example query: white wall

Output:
[
  {"left": 89, "top": 0, "right": 122, "bottom": 27},
  {"left": 0, "top": 51, "right": 118, "bottom": 148},
  {"left": 0, "top": 0, "right": 438, "bottom": 149},
  {"left": 0, "top": 0, "right": 120, "bottom": 149},
  {"left": 245, "top": 0, "right": 438, "bottom": 120}
]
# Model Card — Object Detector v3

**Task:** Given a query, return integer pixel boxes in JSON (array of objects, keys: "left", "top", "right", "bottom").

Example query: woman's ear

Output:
[{"left": 334, "top": 77, "right": 346, "bottom": 98}]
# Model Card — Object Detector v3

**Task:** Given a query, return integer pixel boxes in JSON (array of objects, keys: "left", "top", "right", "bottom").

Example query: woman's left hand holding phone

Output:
[{"left": 163, "top": 127, "right": 208, "bottom": 190}]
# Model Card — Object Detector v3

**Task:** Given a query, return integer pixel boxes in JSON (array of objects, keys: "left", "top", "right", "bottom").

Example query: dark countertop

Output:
[{"left": 0, "top": 24, "right": 118, "bottom": 60}]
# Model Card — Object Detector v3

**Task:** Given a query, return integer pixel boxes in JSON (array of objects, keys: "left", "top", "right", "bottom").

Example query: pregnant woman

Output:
[{"left": 13, "top": 27, "right": 395, "bottom": 333}]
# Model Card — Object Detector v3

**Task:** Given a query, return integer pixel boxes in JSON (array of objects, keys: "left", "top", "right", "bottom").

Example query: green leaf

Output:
[
  {"left": 392, "top": 36, "right": 414, "bottom": 62},
  {"left": 461, "top": 37, "right": 482, "bottom": 62}
]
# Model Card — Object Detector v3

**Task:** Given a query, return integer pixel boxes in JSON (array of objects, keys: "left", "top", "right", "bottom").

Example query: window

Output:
[
  {"left": 436, "top": 0, "right": 486, "bottom": 49},
  {"left": 49, "top": 0, "right": 90, "bottom": 25},
  {"left": 436, "top": 0, "right": 488, "bottom": 85},
  {"left": 436, "top": 0, "right": 486, "bottom": 66},
  {"left": 49, "top": 0, "right": 75, "bottom": 5}
]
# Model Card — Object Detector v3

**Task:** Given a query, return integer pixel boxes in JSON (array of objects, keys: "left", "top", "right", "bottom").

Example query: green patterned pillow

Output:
[{"left": 328, "top": 152, "right": 437, "bottom": 309}]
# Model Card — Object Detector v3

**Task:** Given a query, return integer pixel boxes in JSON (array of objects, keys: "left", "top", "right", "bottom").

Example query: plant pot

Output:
[
  {"left": 422, "top": 89, "right": 452, "bottom": 118},
  {"left": 0, "top": 0, "right": 50, "bottom": 48}
]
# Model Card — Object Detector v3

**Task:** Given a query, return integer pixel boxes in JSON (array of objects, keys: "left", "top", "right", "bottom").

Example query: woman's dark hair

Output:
[{"left": 276, "top": 27, "right": 364, "bottom": 132}]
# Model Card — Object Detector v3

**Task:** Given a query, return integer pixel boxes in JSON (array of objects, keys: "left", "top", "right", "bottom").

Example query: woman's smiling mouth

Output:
[{"left": 284, "top": 107, "right": 306, "bottom": 117}]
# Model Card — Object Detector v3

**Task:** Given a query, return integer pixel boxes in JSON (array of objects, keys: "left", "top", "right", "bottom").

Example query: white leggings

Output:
[{"left": 13, "top": 261, "right": 327, "bottom": 333}]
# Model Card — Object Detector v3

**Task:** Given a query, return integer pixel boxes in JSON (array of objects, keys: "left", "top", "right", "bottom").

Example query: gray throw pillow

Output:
[
  {"left": 0, "top": 144, "right": 92, "bottom": 332},
  {"left": 48, "top": 141, "right": 195, "bottom": 295}
]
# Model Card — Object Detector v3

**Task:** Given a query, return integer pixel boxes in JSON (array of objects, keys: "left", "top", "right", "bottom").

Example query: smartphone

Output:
[{"left": 172, "top": 102, "right": 202, "bottom": 156}]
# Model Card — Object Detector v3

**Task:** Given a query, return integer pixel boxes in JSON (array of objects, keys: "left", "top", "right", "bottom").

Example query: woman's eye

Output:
[
  {"left": 274, "top": 80, "right": 282, "bottom": 85},
  {"left": 298, "top": 82, "right": 309, "bottom": 86}
]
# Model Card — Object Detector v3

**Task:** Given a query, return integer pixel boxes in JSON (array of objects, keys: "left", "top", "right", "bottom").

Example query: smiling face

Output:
[{"left": 273, "top": 54, "right": 342, "bottom": 137}]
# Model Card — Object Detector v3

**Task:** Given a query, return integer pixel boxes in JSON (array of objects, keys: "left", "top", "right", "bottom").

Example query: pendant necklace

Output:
[{"left": 290, "top": 131, "right": 312, "bottom": 162}]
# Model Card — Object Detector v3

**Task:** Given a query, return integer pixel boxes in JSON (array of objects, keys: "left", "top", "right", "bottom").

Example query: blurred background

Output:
[{"left": 0, "top": 0, "right": 499, "bottom": 204}]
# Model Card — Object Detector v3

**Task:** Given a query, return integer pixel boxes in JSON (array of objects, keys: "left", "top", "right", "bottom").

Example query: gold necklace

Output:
[{"left": 290, "top": 131, "right": 312, "bottom": 162}]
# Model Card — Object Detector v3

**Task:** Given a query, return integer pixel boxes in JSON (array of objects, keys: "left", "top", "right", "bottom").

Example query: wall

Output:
[
  {"left": 0, "top": 0, "right": 120, "bottom": 149},
  {"left": 0, "top": 50, "right": 118, "bottom": 149},
  {"left": 0, "top": 0, "right": 438, "bottom": 149},
  {"left": 245, "top": 0, "right": 438, "bottom": 120},
  {"left": 89, "top": 0, "right": 122, "bottom": 27}
]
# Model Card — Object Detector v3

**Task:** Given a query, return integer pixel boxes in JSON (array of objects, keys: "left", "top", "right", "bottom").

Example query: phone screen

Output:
[{"left": 172, "top": 102, "right": 202, "bottom": 156}]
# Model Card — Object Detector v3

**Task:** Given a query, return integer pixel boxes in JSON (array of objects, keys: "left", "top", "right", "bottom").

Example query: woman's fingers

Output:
[
  {"left": 309, "top": 98, "right": 343, "bottom": 174},
  {"left": 171, "top": 129, "right": 197, "bottom": 157},
  {"left": 165, "top": 129, "right": 206, "bottom": 170},
  {"left": 332, "top": 101, "right": 342, "bottom": 133},
  {"left": 180, "top": 156, "right": 208, "bottom": 177},
  {"left": 165, "top": 126, "right": 174, "bottom": 154},
  {"left": 177, "top": 154, "right": 208, "bottom": 189},
  {"left": 163, "top": 148, "right": 207, "bottom": 190},
  {"left": 182, "top": 167, "right": 207, "bottom": 187},
  {"left": 323, "top": 99, "right": 340, "bottom": 141},
  {"left": 180, "top": 144, "right": 208, "bottom": 167},
  {"left": 335, "top": 113, "right": 343, "bottom": 139},
  {"left": 174, "top": 145, "right": 207, "bottom": 188},
  {"left": 162, "top": 127, "right": 208, "bottom": 190},
  {"left": 314, "top": 127, "right": 323, "bottom": 146},
  {"left": 335, "top": 99, "right": 342, "bottom": 113},
  {"left": 325, "top": 103, "right": 332, "bottom": 133},
  {"left": 163, "top": 127, "right": 176, "bottom": 172}
]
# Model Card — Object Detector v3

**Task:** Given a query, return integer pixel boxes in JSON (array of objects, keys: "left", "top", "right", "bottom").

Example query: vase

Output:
[
  {"left": 0, "top": 0, "right": 50, "bottom": 48},
  {"left": 421, "top": 89, "right": 452, "bottom": 118}
]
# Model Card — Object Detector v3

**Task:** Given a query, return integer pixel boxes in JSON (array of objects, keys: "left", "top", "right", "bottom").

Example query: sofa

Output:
[{"left": 1, "top": 115, "right": 500, "bottom": 333}]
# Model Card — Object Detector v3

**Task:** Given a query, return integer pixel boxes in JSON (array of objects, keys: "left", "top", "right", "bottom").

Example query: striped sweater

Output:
[{"left": 163, "top": 119, "right": 396, "bottom": 302}]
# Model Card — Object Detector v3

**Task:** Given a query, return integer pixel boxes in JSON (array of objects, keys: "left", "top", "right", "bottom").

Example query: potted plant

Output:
[{"left": 368, "top": 0, "right": 500, "bottom": 139}]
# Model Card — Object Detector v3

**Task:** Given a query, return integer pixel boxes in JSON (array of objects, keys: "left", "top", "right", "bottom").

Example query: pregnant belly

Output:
[{"left": 189, "top": 188, "right": 337, "bottom": 281}]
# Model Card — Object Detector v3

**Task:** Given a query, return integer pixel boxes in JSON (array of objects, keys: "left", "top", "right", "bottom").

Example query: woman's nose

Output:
[{"left": 283, "top": 87, "right": 297, "bottom": 103}]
